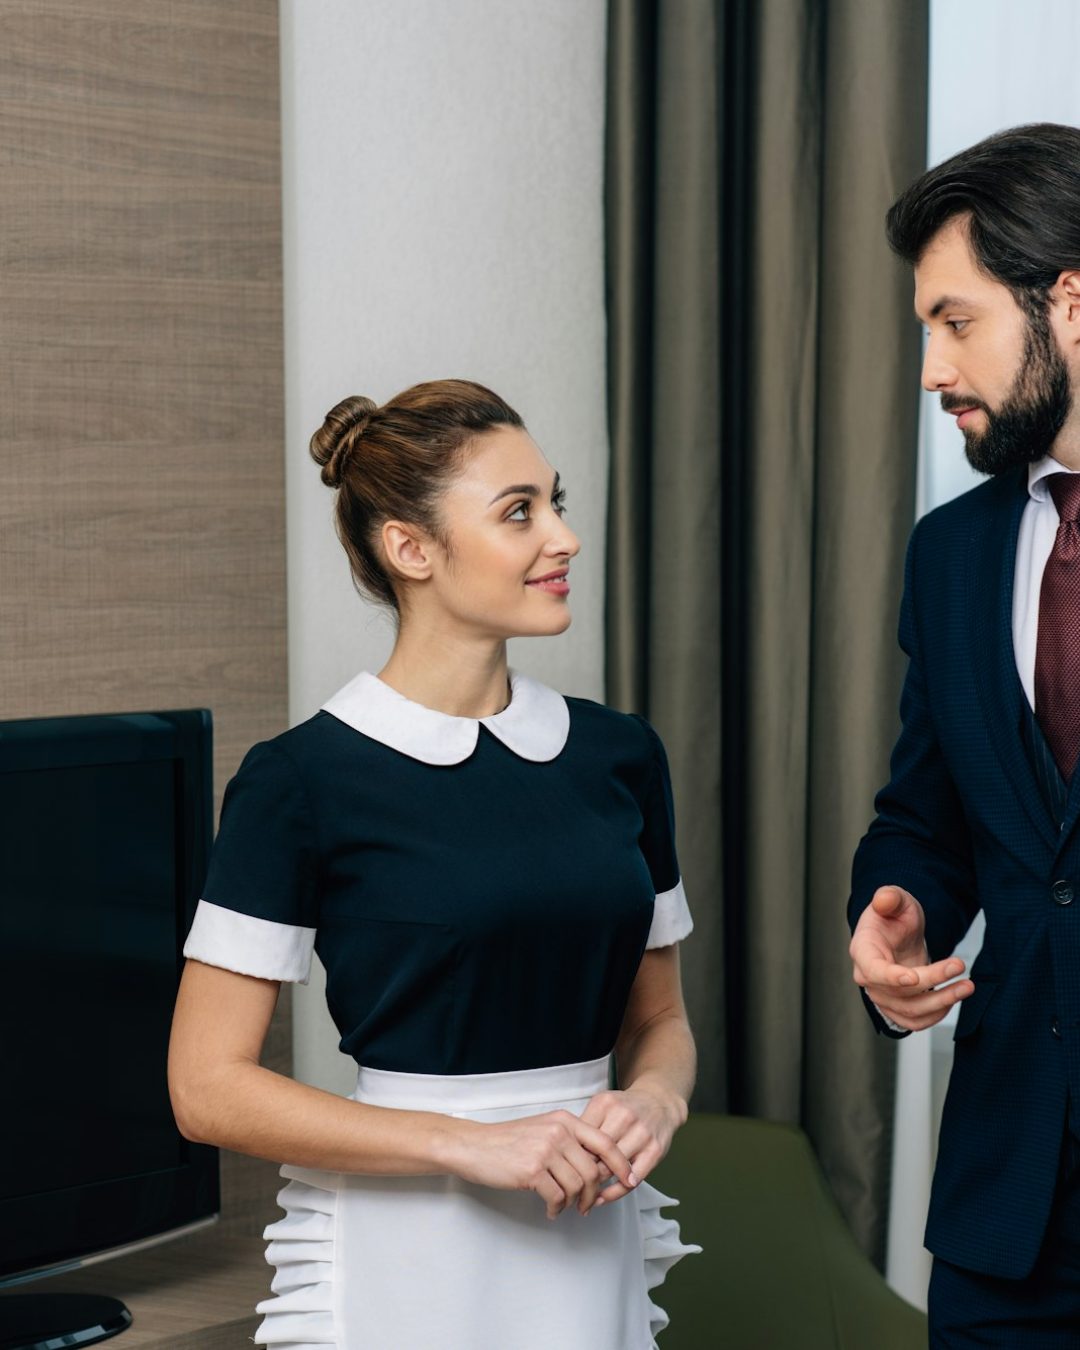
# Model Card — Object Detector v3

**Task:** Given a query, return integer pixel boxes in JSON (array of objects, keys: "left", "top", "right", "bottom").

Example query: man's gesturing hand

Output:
[{"left": 849, "top": 885, "right": 974, "bottom": 1031}]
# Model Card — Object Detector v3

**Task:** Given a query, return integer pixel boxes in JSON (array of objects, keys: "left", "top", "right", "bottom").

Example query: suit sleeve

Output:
[{"left": 848, "top": 517, "right": 980, "bottom": 1035}]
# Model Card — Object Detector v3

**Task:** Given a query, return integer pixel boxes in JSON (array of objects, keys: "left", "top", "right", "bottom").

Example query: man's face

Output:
[{"left": 914, "top": 216, "right": 1072, "bottom": 474}]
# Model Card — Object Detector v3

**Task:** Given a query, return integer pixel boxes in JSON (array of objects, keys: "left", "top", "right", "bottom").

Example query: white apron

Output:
[{"left": 252, "top": 1056, "right": 699, "bottom": 1350}]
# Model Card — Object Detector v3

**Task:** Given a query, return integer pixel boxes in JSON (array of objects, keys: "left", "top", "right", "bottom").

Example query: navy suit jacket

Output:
[{"left": 849, "top": 465, "right": 1080, "bottom": 1280}]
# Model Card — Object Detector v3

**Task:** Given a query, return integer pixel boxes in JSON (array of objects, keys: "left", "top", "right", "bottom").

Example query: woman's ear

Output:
[{"left": 380, "top": 520, "right": 435, "bottom": 584}]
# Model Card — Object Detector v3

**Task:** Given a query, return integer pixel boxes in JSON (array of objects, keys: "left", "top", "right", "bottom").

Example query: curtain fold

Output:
[{"left": 605, "top": 0, "right": 928, "bottom": 1263}]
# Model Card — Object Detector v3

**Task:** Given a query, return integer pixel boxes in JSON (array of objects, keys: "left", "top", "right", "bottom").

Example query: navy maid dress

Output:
[{"left": 183, "top": 670, "right": 697, "bottom": 1350}]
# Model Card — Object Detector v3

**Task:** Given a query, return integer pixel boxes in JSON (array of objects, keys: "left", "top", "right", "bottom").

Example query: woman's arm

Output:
[
  {"left": 168, "top": 958, "right": 636, "bottom": 1218},
  {"left": 579, "top": 944, "right": 696, "bottom": 1208}
]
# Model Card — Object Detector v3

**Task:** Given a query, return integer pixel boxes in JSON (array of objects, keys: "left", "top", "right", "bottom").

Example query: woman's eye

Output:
[
  {"left": 552, "top": 491, "right": 567, "bottom": 517},
  {"left": 507, "top": 501, "right": 530, "bottom": 522}
]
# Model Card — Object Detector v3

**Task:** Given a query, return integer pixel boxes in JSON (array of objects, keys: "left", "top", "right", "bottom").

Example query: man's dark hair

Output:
[{"left": 886, "top": 122, "right": 1080, "bottom": 311}]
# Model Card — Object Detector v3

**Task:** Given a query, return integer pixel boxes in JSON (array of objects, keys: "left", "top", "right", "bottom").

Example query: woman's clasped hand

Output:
[
  {"left": 581, "top": 1083, "right": 687, "bottom": 1207},
  {"left": 445, "top": 1079, "right": 685, "bottom": 1221},
  {"left": 443, "top": 1109, "right": 639, "bottom": 1221}
]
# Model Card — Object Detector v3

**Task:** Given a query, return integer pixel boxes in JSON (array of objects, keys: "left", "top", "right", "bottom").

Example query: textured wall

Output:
[
  {"left": 279, "top": 0, "right": 610, "bottom": 1093},
  {"left": 0, "top": 0, "right": 288, "bottom": 1233},
  {"left": 0, "top": 0, "right": 285, "bottom": 777}
]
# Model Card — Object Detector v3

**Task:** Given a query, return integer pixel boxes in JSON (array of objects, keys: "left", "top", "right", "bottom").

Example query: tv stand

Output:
[{"left": 0, "top": 1293, "right": 131, "bottom": 1349}]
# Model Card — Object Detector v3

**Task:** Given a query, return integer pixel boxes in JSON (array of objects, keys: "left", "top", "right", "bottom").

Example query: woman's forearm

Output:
[
  {"left": 170, "top": 1058, "right": 639, "bottom": 1213},
  {"left": 615, "top": 1012, "right": 696, "bottom": 1120},
  {"left": 171, "top": 1058, "right": 464, "bottom": 1176}
]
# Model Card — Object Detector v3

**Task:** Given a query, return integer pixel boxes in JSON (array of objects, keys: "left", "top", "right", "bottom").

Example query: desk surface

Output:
[{"left": 0, "top": 1223, "right": 268, "bottom": 1349}]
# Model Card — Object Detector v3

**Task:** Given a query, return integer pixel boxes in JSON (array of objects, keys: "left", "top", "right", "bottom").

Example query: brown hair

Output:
[{"left": 309, "top": 378, "right": 524, "bottom": 611}]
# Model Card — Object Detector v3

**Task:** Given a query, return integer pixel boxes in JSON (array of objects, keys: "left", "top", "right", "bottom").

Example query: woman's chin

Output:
[
  {"left": 539, "top": 605, "right": 573, "bottom": 636},
  {"left": 502, "top": 607, "right": 573, "bottom": 640}
]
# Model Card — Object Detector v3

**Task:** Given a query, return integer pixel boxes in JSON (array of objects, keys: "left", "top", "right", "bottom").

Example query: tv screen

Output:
[{"left": 0, "top": 710, "right": 218, "bottom": 1284}]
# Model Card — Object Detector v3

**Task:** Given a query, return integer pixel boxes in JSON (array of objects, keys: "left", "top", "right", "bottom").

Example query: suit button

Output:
[
  {"left": 1052, "top": 880, "right": 1074, "bottom": 905},
  {"left": 1052, "top": 1017, "right": 1063, "bottom": 1039}
]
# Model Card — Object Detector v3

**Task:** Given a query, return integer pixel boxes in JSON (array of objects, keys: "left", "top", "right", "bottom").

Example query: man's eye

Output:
[{"left": 947, "top": 319, "right": 969, "bottom": 334}]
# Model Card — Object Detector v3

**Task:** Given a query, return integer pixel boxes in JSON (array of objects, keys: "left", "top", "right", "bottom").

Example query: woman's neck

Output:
[{"left": 377, "top": 631, "right": 511, "bottom": 719}]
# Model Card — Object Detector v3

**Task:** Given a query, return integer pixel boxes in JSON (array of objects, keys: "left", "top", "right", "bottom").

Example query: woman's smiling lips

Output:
[{"left": 525, "top": 568, "right": 570, "bottom": 596}]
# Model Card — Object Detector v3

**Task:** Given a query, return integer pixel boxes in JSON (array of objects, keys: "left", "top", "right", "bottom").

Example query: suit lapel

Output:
[
  {"left": 1057, "top": 739, "right": 1080, "bottom": 851},
  {"left": 970, "top": 469, "right": 1060, "bottom": 853}
]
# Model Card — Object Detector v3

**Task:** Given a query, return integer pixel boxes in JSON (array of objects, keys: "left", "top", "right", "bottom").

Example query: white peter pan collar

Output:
[{"left": 321, "top": 670, "right": 570, "bottom": 765}]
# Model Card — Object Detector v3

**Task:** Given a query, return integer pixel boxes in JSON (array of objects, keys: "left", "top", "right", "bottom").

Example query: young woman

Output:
[{"left": 168, "top": 380, "right": 699, "bottom": 1349}]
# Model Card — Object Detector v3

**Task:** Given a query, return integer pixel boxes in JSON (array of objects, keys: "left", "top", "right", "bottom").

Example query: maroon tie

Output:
[{"left": 1035, "top": 473, "right": 1080, "bottom": 782}]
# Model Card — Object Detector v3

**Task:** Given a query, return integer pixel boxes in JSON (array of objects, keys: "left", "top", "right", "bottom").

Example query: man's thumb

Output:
[{"left": 871, "top": 885, "right": 908, "bottom": 917}]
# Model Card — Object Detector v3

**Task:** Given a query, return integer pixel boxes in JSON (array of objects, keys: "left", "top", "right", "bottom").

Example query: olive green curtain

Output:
[{"left": 605, "top": 0, "right": 928, "bottom": 1264}]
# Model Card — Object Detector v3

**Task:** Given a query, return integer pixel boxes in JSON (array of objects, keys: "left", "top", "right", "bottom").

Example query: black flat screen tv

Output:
[{"left": 0, "top": 709, "right": 218, "bottom": 1289}]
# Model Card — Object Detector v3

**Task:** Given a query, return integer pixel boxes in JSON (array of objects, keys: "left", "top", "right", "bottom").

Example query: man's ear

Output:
[
  {"left": 381, "top": 520, "right": 435, "bottom": 584},
  {"left": 1053, "top": 270, "right": 1080, "bottom": 338}
]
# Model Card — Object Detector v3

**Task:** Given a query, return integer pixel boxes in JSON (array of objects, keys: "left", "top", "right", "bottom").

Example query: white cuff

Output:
[
  {"left": 183, "top": 899, "right": 315, "bottom": 984},
  {"left": 646, "top": 878, "right": 693, "bottom": 948}
]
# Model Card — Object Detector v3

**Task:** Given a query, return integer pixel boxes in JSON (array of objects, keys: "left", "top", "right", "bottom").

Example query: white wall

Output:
[
  {"left": 279, "top": 0, "right": 610, "bottom": 1092},
  {"left": 888, "top": 0, "right": 1080, "bottom": 1308},
  {"left": 917, "top": 0, "right": 1080, "bottom": 519}
]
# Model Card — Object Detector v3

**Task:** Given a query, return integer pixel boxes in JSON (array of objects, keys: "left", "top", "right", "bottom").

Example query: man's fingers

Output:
[
  {"left": 872, "top": 979, "right": 973, "bottom": 1021},
  {"left": 903, "top": 958, "right": 967, "bottom": 990},
  {"left": 858, "top": 956, "right": 927, "bottom": 989},
  {"left": 872, "top": 1004, "right": 960, "bottom": 1033},
  {"left": 854, "top": 951, "right": 966, "bottom": 991},
  {"left": 848, "top": 935, "right": 895, "bottom": 985}
]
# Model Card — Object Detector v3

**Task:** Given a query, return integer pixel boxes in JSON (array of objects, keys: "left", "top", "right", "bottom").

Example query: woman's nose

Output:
[{"left": 551, "top": 518, "right": 580, "bottom": 559}]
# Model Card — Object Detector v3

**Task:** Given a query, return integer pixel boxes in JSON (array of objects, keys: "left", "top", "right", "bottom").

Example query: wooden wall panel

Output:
[{"left": 0, "top": 0, "right": 289, "bottom": 1242}]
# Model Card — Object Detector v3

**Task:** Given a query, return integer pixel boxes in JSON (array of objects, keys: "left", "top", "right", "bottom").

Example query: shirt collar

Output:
[
  {"left": 321, "top": 670, "right": 570, "bottom": 765},
  {"left": 1028, "top": 455, "right": 1080, "bottom": 502}
]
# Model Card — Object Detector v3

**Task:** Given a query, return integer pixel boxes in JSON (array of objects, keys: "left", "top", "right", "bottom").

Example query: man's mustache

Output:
[{"left": 940, "top": 394, "right": 991, "bottom": 416}]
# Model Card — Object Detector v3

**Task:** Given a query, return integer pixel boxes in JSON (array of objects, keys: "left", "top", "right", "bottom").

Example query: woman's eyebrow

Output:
[
  {"left": 488, "top": 473, "right": 561, "bottom": 506},
  {"left": 489, "top": 483, "right": 539, "bottom": 505}
]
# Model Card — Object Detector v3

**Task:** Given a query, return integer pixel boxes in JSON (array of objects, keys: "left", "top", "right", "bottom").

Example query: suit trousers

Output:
[{"left": 928, "top": 1128, "right": 1080, "bottom": 1347}]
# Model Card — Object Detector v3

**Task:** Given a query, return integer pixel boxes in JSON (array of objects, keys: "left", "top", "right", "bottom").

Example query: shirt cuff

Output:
[
  {"left": 183, "top": 898, "right": 315, "bottom": 984},
  {"left": 646, "top": 878, "right": 693, "bottom": 948},
  {"left": 879, "top": 1008, "right": 910, "bottom": 1035}
]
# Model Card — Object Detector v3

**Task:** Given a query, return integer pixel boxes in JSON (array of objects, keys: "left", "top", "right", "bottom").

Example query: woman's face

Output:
[{"left": 419, "top": 425, "right": 580, "bottom": 639}]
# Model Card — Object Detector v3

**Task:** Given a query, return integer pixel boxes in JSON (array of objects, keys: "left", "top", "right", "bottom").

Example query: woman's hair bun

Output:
[{"left": 310, "top": 395, "right": 378, "bottom": 487}]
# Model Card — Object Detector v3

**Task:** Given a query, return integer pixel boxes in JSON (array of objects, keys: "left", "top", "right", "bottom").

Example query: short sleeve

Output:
[
  {"left": 183, "top": 740, "right": 319, "bottom": 983},
  {"left": 631, "top": 716, "right": 693, "bottom": 948}
]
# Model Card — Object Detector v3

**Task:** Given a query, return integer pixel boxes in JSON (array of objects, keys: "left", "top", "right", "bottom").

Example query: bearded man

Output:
[{"left": 848, "top": 123, "right": 1080, "bottom": 1346}]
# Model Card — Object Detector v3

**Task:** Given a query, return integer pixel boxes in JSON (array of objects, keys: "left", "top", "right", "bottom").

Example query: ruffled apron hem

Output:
[{"left": 254, "top": 1166, "right": 340, "bottom": 1347}]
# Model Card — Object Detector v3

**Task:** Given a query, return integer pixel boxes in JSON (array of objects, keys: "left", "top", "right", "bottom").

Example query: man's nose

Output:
[{"left": 921, "top": 335, "right": 958, "bottom": 392}]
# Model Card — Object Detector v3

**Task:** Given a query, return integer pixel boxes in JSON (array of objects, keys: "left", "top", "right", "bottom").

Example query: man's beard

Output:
[{"left": 942, "top": 307, "right": 1073, "bottom": 475}]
